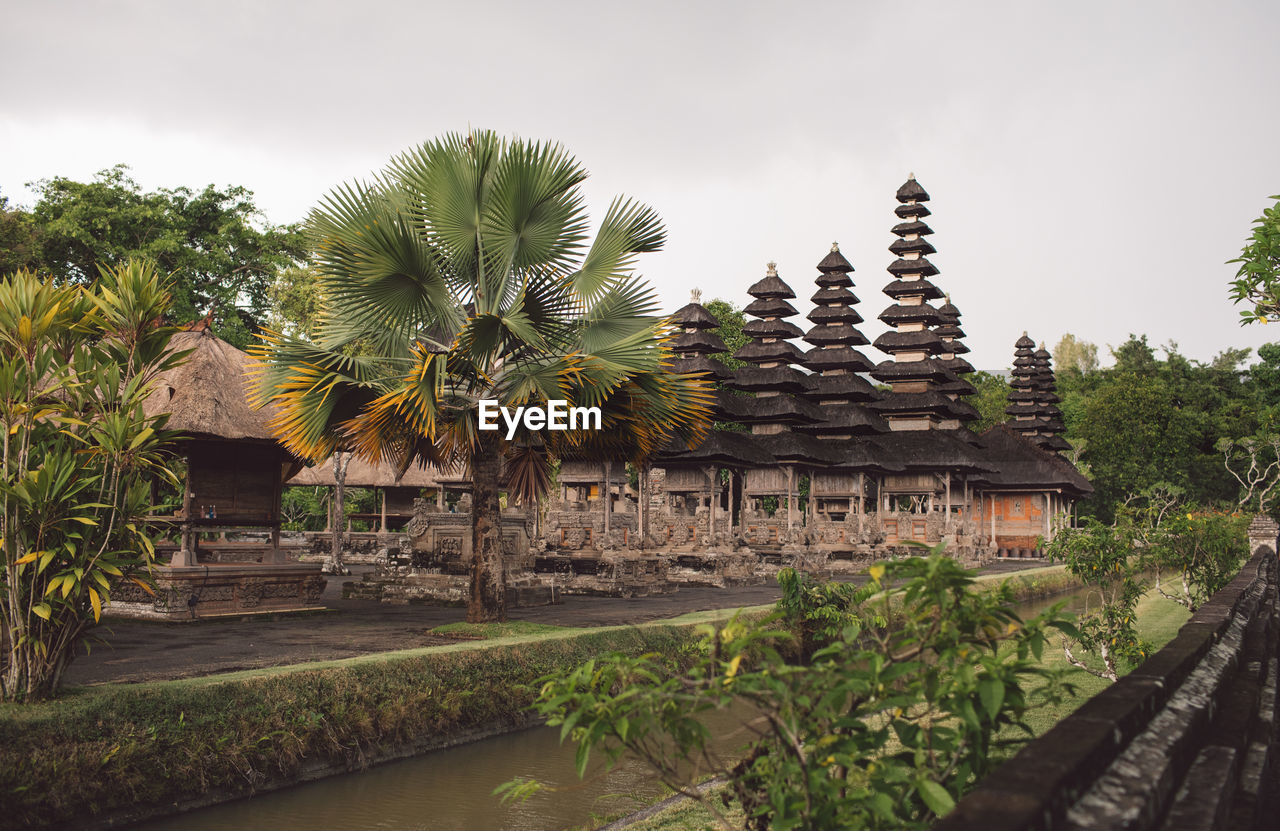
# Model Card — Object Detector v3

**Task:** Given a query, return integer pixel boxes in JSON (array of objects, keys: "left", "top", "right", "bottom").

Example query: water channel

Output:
[{"left": 133, "top": 587, "right": 1092, "bottom": 831}]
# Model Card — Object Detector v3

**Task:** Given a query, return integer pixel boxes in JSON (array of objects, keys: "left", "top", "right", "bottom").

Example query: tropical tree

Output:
[
  {"left": 251, "top": 131, "right": 713, "bottom": 623},
  {"left": 1044, "top": 519, "right": 1149, "bottom": 682},
  {"left": 0, "top": 261, "right": 182, "bottom": 700},
  {"left": 1228, "top": 194, "right": 1280, "bottom": 323},
  {"left": 704, "top": 298, "right": 747, "bottom": 370},
  {"left": 966, "top": 370, "right": 1013, "bottom": 433},
  {"left": 17, "top": 165, "right": 306, "bottom": 347},
  {"left": 1146, "top": 511, "right": 1249, "bottom": 612},
  {"left": 509, "top": 555, "right": 1075, "bottom": 828}
]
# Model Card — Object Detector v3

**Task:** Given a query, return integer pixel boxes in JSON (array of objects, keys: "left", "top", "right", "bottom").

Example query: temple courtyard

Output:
[{"left": 68, "top": 559, "right": 1052, "bottom": 686}]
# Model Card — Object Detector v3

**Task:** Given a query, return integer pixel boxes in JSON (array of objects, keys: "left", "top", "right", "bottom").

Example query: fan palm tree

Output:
[{"left": 250, "top": 131, "right": 713, "bottom": 622}]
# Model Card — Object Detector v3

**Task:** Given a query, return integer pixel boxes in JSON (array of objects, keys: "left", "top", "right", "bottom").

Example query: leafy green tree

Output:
[
  {"left": 267, "top": 265, "right": 324, "bottom": 340},
  {"left": 1246, "top": 343, "right": 1280, "bottom": 431},
  {"left": 967, "top": 370, "right": 1012, "bottom": 433},
  {"left": 1044, "top": 519, "right": 1148, "bottom": 682},
  {"left": 24, "top": 165, "right": 306, "bottom": 347},
  {"left": 1228, "top": 194, "right": 1280, "bottom": 323},
  {"left": 512, "top": 555, "right": 1074, "bottom": 829},
  {"left": 705, "top": 298, "right": 747, "bottom": 370},
  {"left": 251, "top": 131, "right": 712, "bottom": 623},
  {"left": 1147, "top": 511, "right": 1249, "bottom": 611},
  {"left": 1110, "top": 334, "right": 1158, "bottom": 374},
  {"left": 281, "top": 486, "right": 330, "bottom": 532},
  {"left": 1215, "top": 434, "right": 1280, "bottom": 513},
  {"left": 0, "top": 193, "right": 39, "bottom": 275},
  {"left": 1052, "top": 333, "right": 1099, "bottom": 375},
  {"left": 1077, "top": 371, "right": 1197, "bottom": 522},
  {"left": 774, "top": 566, "right": 878, "bottom": 664},
  {"left": 0, "top": 261, "right": 182, "bottom": 700}
]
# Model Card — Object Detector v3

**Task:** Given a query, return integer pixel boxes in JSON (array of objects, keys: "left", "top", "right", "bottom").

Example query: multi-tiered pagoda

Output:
[
  {"left": 796, "top": 244, "right": 888, "bottom": 524},
  {"left": 732, "top": 264, "right": 824, "bottom": 538},
  {"left": 870, "top": 175, "right": 957, "bottom": 431},
  {"left": 1030, "top": 344, "right": 1070, "bottom": 452},
  {"left": 668, "top": 289, "right": 734, "bottom": 384},
  {"left": 653, "top": 291, "right": 772, "bottom": 546},
  {"left": 1005, "top": 333, "right": 1040, "bottom": 437},
  {"left": 934, "top": 295, "right": 980, "bottom": 430},
  {"left": 1004, "top": 334, "right": 1066, "bottom": 450}
]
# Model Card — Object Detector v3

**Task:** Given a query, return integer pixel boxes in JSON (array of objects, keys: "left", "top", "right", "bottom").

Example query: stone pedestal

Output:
[{"left": 106, "top": 563, "right": 326, "bottom": 621}]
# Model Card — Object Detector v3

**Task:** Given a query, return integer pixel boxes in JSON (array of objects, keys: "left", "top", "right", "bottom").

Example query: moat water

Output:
[{"left": 132, "top": 586, "right": 1092, "bottom": 831}]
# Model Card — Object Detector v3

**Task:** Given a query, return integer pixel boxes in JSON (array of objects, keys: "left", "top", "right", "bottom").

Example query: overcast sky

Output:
[{"left": 3, "top": 0, "right": 1278, "bottom": 371}]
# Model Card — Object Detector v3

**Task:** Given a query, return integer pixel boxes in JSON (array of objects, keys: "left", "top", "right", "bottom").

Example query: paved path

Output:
[{"left": 66, "top": 559, "right": 1050, "bottom": 687}]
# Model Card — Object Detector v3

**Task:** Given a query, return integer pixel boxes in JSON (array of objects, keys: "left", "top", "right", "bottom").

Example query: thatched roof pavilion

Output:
[
  {"left": 117, "top": 321, "right": 325, "bottom": 621},
  {"left": 143, "top": 322, "right": 303, "bottom": 562},
  {"left": 288, "top": 455, "right": 451, "bottom": 531},
  {"left": 144, "top": 325, "right": 283, "bottom": 443}
]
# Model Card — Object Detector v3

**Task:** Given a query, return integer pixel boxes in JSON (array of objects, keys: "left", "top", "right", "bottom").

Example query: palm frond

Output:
[
  {"left": 568, "top": 197, "right": 666, "bottom": 300},
  {"left": 504, "top": 442, "right": 553, "bottom": 507},
  {"left": 483, "top": 138, "right": 590, "bottom": 276},
  {"left": 309, "top": 181, "right": 461, "bottom": 354}
]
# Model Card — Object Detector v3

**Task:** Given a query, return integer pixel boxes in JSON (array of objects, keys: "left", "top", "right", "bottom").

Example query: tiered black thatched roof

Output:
[
  {"left": 731, "top": 263, "right": 814, "bottom": 412},
  {"left": 656, "top": 429, "right": 776, "bottom": 467},
  {"left": 1030, "top": 344, "right": 1068, "bottom": 449},
  {"left": 869, "top": 429, "right": 996, "bottom": 474},
  {"left": 1005, "top": 335, "right": 1069, "bottom": 453},
  {"left": 669, "top": 289, "right": 733, "bottom": 382},
  {"left": 796, "top": 243, "right": 887, "bottom": 438},
  {"left": 658, "top": 290, "right": 783, "bottom": 470},
  {"left": 974, "top": 424, "right": 1092, "bottom": 495},
  {"left": 934, "top": 295, "right": 978, "bottom": 406},
  {"left": 871, "top": 175, "right": 961, "bottom": 427}
]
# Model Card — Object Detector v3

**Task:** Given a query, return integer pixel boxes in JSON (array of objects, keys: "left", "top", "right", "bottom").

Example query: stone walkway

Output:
[{"left": 67, "top": 559, "right": 1050, "bottom": 687}]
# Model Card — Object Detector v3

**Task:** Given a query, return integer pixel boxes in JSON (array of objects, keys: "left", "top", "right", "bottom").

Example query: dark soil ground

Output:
[{"left": 66, "top": 559, "right": 1050, "bottom": 687}]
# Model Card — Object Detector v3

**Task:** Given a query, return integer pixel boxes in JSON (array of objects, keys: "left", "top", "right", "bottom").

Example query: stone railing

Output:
[{"left": 937, "top": 516, "right": 1280, "bottom": 831}]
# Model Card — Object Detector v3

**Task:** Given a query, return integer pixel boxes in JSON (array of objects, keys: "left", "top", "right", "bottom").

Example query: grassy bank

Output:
[
  {"left": 0, "top": 564, "right": 1074, "bottom": 831},
  {"left": 0, "top": 617, "right": 740, "bottom": 831}
]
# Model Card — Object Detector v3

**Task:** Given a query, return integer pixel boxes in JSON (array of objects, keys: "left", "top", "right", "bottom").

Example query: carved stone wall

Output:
[{"left": 106, "top": 564, "right": 326, "bottom": 621}]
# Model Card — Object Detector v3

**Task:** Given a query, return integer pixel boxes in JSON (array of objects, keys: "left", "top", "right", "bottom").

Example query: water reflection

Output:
[
  {"left": 133, "top": 709, "right": 754, "bottom": 831},
  {"left": 132, "top": 585, "right": 1086, "bottom": 831}
]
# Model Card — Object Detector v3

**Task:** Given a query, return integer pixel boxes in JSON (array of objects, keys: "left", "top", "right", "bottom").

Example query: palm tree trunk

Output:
[{"left": 469, "top": 435, "right": 507, "bottom": 623}]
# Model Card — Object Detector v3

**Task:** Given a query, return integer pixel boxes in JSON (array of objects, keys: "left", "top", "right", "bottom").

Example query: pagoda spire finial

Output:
[
  {"left": 766, "top": 261, "right": 778, "bottom": 277},
  {"left": 908, "top": 172, "right": 915, "bottom": 180},
  {"left": 690, "top": 288, "right": 702, "bottom": 303},
  {"left": 831, "top": 241, "right": 840, "bottom": 252}
]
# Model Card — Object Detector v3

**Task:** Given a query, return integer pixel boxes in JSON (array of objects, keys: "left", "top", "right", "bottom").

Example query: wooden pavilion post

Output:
[
  {"left": 990, "top": 494, "right": 997, "bottom": 545},
  {"left": 707, "top": 466, "right": 717, "bottom": 543},
  {"left": 176, "top": 465, "right": 195, "bottom": 567},
  {"left": 639, "top": 462, "right": 649, "bottom": 551},
  {"left": 270, "top": 463, "right": 284, "bottom": 563},
  {"left": 602, "top": 461, "right": 612, "bottom": 539},
  {"left": 379, "top": 489, "right": 387, "bottom": 533},
  {"left": 728, "top": 469, "right": 736, "bottom": 542},
  {"left": 944, "top": 473, "right": 952, "bottom": 533},
  {"left": 786, "top": 467, "right": 795, "bottom": 533}
]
